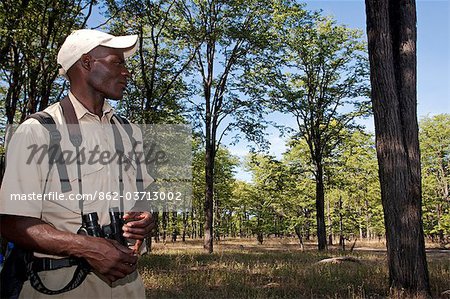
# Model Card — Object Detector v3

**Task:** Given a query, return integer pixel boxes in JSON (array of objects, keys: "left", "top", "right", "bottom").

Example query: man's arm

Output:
[{"left": 0, "top": 215, "right": 137, "bottom": 283}]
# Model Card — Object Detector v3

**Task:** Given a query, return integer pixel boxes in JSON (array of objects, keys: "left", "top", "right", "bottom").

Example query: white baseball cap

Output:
[{"left": 57, "top": 29, "right": 138, "bottom": 76}]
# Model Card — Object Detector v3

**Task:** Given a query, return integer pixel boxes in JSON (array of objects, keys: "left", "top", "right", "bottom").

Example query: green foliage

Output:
[
  {"left": 237, "top": 129, "right": 384, "bottom": 243},
  {"left": 245, "top": 154, "right": 289, "bottom": 238},
  {"left": 0, "top": 0, "right": 95, "bottom": 124},
  {"left": 280, "top": 141, "right": 317, "bottom": 240},
  {"left": 420, "top": 114, "right": 450, "bottom": 241},
  {"left": 325, "top": 130, "right": 383, "bottom": 240},
  {"left": 105, "top": 0, "right": 193, "bottom": 123}
]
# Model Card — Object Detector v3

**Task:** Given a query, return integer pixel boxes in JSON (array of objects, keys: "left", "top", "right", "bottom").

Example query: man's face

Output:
[{"left": 86, "top": 46, "right": 131, "bottom": 100}]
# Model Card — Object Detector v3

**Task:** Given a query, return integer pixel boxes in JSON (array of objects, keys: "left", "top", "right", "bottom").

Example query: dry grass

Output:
[{"left": 137, "top": 238, "right": 450, "bottom": 299}]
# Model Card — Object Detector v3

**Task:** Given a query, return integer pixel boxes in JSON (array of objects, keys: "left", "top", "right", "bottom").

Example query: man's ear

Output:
[{"left": 80, "top": 54, "right": 92, "bottom": 70}]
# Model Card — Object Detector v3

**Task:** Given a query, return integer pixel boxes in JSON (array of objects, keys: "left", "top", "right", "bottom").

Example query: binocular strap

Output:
[{"left": 27, "top": 257, "right": 90, "bottom": 295}]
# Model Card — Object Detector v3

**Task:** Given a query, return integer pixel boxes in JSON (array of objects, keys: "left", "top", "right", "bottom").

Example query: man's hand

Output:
[
  {"left": 122, "top": 211, "right": 155, "bottom": 253},
  {"left": 81, "top": 236, "right": 138, "bottom": 283},
  {"left": 0, "top": 215, "right": 138, "bottom": 284}
]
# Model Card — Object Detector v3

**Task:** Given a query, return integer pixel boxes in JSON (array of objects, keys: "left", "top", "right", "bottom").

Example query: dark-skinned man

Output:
[{"left": 0, "top": 29, "right": 155, "bottom": 298}]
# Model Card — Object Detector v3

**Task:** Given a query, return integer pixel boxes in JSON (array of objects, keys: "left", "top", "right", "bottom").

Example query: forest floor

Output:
[{"left": 139, "top": 238, "right": 450, "bottom": 299}]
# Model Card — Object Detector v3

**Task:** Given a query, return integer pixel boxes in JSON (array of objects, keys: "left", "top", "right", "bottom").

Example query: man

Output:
[{"left": 0, "top": 29, "right": 154, "bottom": 298}]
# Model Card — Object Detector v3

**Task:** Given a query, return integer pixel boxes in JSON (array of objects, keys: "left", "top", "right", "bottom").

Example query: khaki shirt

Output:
[{"left": 0, "top": 92, "right": 152, "bottom": 298}]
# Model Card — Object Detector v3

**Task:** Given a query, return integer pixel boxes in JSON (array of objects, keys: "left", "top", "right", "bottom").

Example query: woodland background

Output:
[{"left": 1, "top": 0, "right": 449, "bottom": 297}]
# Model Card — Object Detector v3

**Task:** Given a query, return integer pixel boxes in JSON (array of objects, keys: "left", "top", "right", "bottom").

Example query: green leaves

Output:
[
  {"left": 420, "top": 114, "right": 450, "bottom": 239},
  {"left": 0, "top": 0, "right": 95, "bottom": 123}
]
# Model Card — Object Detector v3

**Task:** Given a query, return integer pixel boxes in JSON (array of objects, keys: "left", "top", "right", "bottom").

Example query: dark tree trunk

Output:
[
  {"left": 171, "top": 211, "right": 178, "bottom": 243},
  {"left": 365, "top": 0, "right": 431, "bottom": 296},
  {"left": 204, "top": 142, "right": 214, "bottom": 253},
  {"left": 182, "top": 212, "right": 188, "bottom": 242},
  {"left": 146, "top": 212, "right": 159, "bottom": 252},
  {"left": 257, "top": 233, "right": 263, "bottom": 245},
  {"left": 315, "top": 161, "right": 327, "bottom": 250},
  {"left": 191, "top": 208, "right": 196, "bottom": 239},
  {"left": 162, "top": 211, "right": 168, "bottom": 243}
]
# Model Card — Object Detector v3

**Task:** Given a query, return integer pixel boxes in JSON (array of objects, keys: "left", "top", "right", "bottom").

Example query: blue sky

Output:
[
  {"left": 231, "top": 0, "right": 450, "bottom": 181},
  {"left": 303, "top": 0, "right": 449, "bottom": 118}
]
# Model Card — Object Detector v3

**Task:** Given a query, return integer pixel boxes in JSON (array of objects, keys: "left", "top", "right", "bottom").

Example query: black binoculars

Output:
[{"left": 77, "top": 207, "right": 127, "bottom": 246}]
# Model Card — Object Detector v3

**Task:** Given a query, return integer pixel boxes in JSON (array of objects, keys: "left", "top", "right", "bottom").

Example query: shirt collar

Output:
[{"left": 68, "top": 91, "right": 114, "bottom": 121}]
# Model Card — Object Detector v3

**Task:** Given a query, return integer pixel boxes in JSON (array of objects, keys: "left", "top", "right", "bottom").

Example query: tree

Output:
[
  {"left": 419, "top": 114, "right": 450, "bottom": 244},
  {"left": 251, "top": 13, "right": 370, "bottom": 250},
  {"left": 180, "top": 0, "right": 283, "bottom": 253},
  {"left": 245, "top": 153, "right": 288, "bottom": 243},
  {"left": 365, "top": 0, "right": 431, "bottom": 296},
  {"left": 230, "top": 180, "right": 255, "bottom": 238},
  {"left": 327, "top": 130, "right": 382, "bottom": 246},
  {"left": 282, "top": 139, "right": 316, "bottom": 247},
  {"left": 212, "top": 148, "right": 239, "bottom": 240},
  {"left": 0, "top": 0, "right": 95, "bottom": 125},
  {"left": 105, "top": 0, "right": 197, "bottom": 123}
]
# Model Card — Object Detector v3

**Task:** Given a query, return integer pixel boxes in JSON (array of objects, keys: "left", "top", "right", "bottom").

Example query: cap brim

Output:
[{"left": 101, "top": 35, "right": 138, "bottom": 58}]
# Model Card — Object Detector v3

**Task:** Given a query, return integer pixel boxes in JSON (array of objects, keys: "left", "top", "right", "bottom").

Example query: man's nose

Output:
[{"left": 122, "top": 66, "right": 131, "bottom": 78}]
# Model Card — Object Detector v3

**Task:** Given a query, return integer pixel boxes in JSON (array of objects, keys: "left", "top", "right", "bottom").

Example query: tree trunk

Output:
[
  {"left": 327, "top": 198, "right": 333, "bottom": 245},
  {"left": 191, "top": 208, "right": 196, "bottom": 239},
  {"left": 204, "top": 142, "right": 214, "bottom": 253},
  {"left": 315, "top": 161, "right": 327, "bottom": 250},
  {"left": 162, "top": 211, "right": 168, "bottom": 243},
  {"left": 339, "top": 195, "right": 345, "bottom": 251},
  {"left": 171, "top": 211, "right": 178, "bottom": 243},
  {"left": 146, "top": 235, "right": 152, "bottom": 253},
  {"left": 365, "top": 0, "right": 431, "bottom": 296},
  {"left": 182, "top": 212, "right": 188, "bottom": 242}
]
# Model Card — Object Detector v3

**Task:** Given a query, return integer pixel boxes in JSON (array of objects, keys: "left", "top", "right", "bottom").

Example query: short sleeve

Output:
[{"left": 0, "top": 119, "right": 50, "bottom": 218}]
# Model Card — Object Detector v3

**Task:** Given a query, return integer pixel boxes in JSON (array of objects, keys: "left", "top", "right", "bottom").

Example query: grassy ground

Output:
[{"left": 138, "top": 238, "right": 450, "bottom": 299}]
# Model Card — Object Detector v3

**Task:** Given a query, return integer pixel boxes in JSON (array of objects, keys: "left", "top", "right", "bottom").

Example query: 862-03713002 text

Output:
[{"left": 9, "top": 191, "right": 183, "bottom": 202}]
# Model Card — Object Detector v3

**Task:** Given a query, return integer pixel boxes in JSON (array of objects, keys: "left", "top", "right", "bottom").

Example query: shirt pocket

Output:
[{"left": 65, "top": 162, "right": 106, "bottom": 212}]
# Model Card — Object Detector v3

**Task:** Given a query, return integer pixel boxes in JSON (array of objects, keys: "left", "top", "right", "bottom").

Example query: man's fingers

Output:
[
  {"left": 133, "top": 240, "right": 143, "bottom": 253},
  {"left": 125, "top": 215, "right": 154, "bottom": 228},
  {"left": 115, "top": 261, "right": 137, "bottom": 274},
  {"left": 123, "top": 211, "right": 145, "bottom": 221},
  {"left": 121, "top": 253, "right": 138, "bottom": 265},
  {"left": 123, "top": 227, "right": 149, "bottom": 238}
]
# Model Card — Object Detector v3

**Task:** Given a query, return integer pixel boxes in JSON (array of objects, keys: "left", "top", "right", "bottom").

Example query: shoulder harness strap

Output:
[
  {"left": 26, "top": 111, "right": 72, "bottom": 193},
  {"left": 112, "top": 115, "right": 144, "bottom": 193},
  {"left": 59, "top": 96, "right": 83, "bottom": 213}
]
